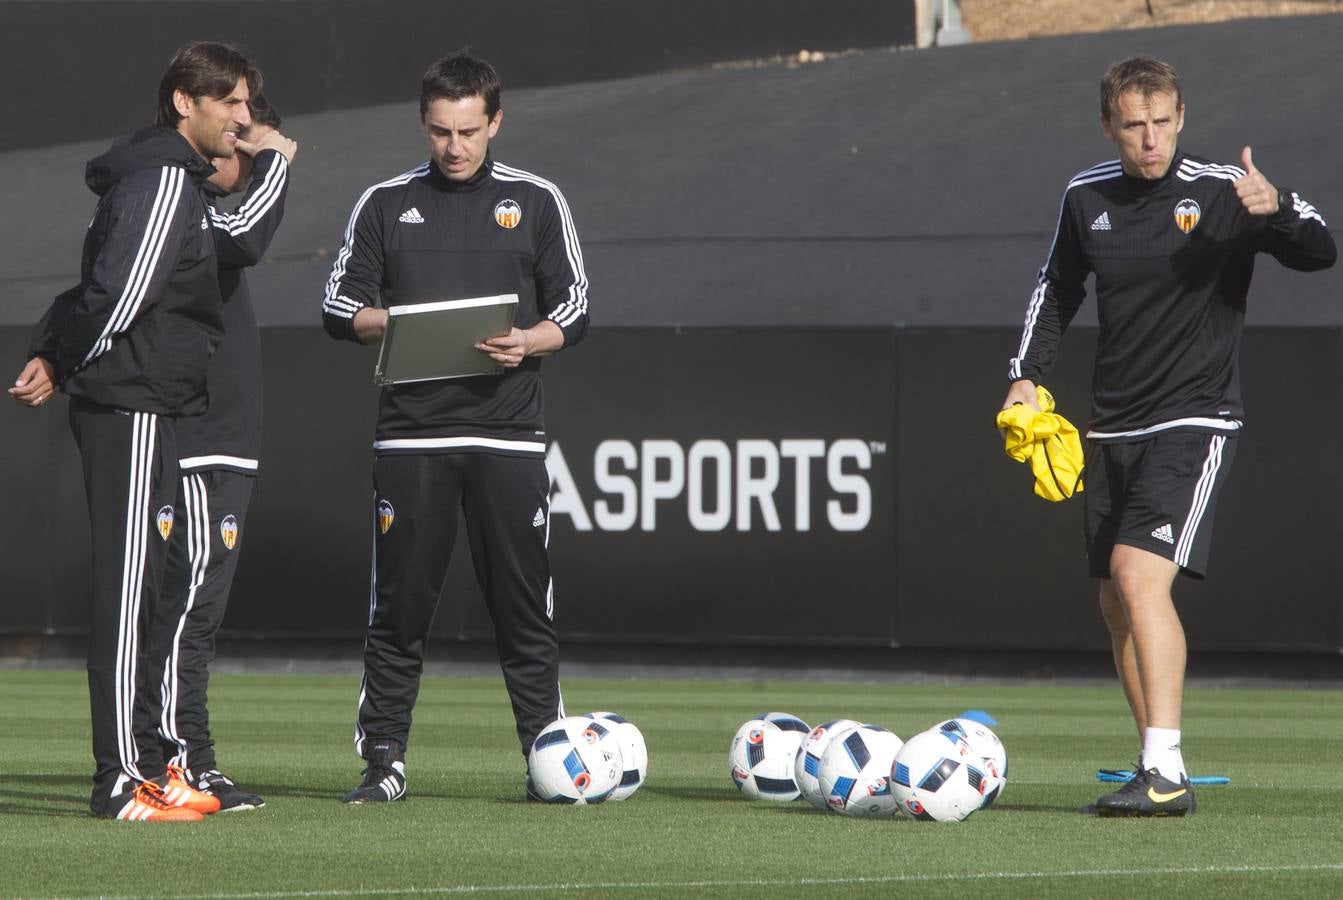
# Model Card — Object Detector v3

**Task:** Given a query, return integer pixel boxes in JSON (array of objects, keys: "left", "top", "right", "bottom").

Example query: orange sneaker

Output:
[
  {"left": 164, "top": 764, "right": 222, "bottom": 814},
  {"left": 111, "top": 781, "right": 205, "bottom": 822}
]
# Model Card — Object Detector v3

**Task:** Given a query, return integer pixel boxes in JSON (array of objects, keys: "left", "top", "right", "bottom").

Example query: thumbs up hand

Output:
[{"left": 1234, "top": 145, "right": 1280, "bottom": 216}]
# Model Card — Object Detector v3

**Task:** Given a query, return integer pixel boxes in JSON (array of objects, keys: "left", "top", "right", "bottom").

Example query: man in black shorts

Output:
[{"left": 1003, "top": 56, "right": 1335, "bottom": 816}]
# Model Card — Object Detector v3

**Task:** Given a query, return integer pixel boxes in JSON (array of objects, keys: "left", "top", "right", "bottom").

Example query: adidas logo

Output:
[
  {"left": 532, "top": 507, "right": 546, "bottom": 528},
  {"left": 398, "top": 207, "right": 425, "bottom": 224},
  {"left": 1151, "top": 523, "right": 1175, "bottom": 544},
  {"left": 1090, "top": 211, "right": 1112, "bottom": 231}
]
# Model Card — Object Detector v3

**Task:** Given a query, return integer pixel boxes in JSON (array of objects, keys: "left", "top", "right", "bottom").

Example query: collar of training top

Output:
[
  {"left": 424, "top": 155, "right": 494, "bottom": 192},
  {"left": 1121, "top": 149, "right": 1183, "bottom": 195}
]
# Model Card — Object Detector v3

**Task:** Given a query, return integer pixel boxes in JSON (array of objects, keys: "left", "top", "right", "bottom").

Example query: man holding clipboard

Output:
[{"left": 321, "top": 52, "right": 590, "bottom": 804}]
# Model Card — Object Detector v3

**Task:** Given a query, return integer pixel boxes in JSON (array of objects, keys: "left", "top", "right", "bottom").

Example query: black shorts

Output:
[{"left": 1083, "top": 431, "right": 1237, "bottom": 579}]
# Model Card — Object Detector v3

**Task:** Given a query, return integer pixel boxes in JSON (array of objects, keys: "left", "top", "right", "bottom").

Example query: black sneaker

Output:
[
  {"left": 525, "top": 775, "right": 545, "bottom": 803},
  {"left": 1096, "top": 767, "right": 1196, "bottom": 817},
  {"left": 195, "top": 769, "right": 266, "bottom": 812},
  {"left": 344, "top": 741, "right": 407, "bottom": 804}
]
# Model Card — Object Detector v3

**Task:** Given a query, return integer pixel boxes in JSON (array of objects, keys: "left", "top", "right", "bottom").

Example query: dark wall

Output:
[
  {"left": 0, "top": 0, "right": 915, "bottom": 151},
  {"left": 3, "top": 325, "right": 1339, "bottom": 654}
]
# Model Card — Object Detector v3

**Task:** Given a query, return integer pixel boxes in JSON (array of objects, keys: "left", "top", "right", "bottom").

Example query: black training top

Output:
[
  {"left": 31, "top": 126, "right": 222, "bottom": 416},
  {"left": 177, "top": 149, "right": 290, "bottom": 474},
  {"left": 321, "top": 156, "right": 590, "bottom": 457},
  {"left": 1009, "top": 150, "right": 1336, "bottom": 441}
]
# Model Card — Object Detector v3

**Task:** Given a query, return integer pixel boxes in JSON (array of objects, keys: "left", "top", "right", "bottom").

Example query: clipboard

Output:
[{"left": 373, "top": 293, "right": 518, "bottom": 386}]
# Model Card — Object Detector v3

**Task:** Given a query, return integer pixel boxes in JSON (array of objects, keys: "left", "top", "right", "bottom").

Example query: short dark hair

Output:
[
  {"left": 1100, "top": 56, "right": 1182, "bottom": 124},
  {"left": 248, "top": 92, "right": 281, "bottom": 129},
  {"left": 156, "top": 41, "right": 260, "bottom": 127},
  {"left": 420, "top": 52, "right": 501, "bottom": 119}
]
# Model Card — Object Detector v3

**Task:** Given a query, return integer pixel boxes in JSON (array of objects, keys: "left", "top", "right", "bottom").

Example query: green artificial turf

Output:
[{"left": 2, "top": 669, "right": 1341, "bottom": 898}]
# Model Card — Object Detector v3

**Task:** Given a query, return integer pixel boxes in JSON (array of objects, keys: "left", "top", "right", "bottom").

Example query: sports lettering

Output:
[{"left": 546, "top": 439, "right": 873, "bottom": 533}]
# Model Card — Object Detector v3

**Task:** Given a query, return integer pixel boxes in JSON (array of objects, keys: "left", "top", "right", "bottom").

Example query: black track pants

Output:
[
  {"left": 68, "top": 398, "right": 177, "bottom": 811},
  {"left": 354, "top": 452, "right": 562, "bottom": 759},
  {"left": 145, "top": 469, "right": 254, "bottom": 774}
]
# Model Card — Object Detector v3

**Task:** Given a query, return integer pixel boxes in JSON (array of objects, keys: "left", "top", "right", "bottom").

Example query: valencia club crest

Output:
[
  {"left": 1174, "top": 198, "right": 1201, "bottom": 234},
  {"left": 220, "top": 514, "right": 239, "bottom": 551},
  {"left": 494, "top": 199, "right": 521, "bottom": 229}
]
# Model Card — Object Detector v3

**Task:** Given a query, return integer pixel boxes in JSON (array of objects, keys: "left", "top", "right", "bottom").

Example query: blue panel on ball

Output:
[
  {"left": 755, "top": 775, "right": 798, "bottom": 794},
  {"left": 967, "top": 766, "right": 983, "bottom": 791},
  {"left": 919, "top": 758, "right": 959, "bottom": 792},
  {"left": 772, "top": 718, "right": 809, "bottom": 733},
  {"left": 939, "top": 721, "right": 967, "bottom": 739},
  {"left": 843, "top": 731, "right": 871, "bottom": 771},
  {"left": 831, "top": 775, "right": 856, "bottom": 803},
  {"left": 747, "top": 741, "right": 766, "bottom": 768},
  {"left": 620, "top": 769, "right": 641, "bottom": 787},
  {"left": 533, "top": 728, "right": 571, "bottom": 750},
  {"left": 804, "top": 752, "right": 821, "bottom": 777},
  {"left": 562, "top": 750, "right": 588, "bottom": 782},
  {"left": 892, "top": 762, "right": 911, "bottom": 787}
]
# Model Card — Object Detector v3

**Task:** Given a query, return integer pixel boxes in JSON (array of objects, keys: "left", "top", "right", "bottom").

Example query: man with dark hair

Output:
[
  {"left": 322, "top": 51, "right": 590, "bottom": 804},
  {"left": 1003, "top": 55, "right": 1335, "bottom": 816},
  {"left": 144, "top": 94, "right": 298, "bottom": 813},
  {"left": 10, "top": 41, "right": 258, "bottom": 822}
]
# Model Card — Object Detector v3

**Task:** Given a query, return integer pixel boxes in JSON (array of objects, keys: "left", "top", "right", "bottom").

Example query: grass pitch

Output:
[{"left": 2, "top": 668, "right": 1342, "bottom": 898}]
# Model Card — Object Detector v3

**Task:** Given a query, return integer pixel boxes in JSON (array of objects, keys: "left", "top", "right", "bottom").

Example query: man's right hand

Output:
[
  {"left": 352, "top": 307, "right": 389, "bottom": 345},
  {"left": 9, "top": 357, "right": 55, "bottom": 407},
  {"left": 1001, "top": 379, "right": 1040, "bottom": 412}
]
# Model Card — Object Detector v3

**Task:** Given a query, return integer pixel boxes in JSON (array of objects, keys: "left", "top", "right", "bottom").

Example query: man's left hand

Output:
[
  {"left": 1234, "top": 146, "right": 1279, "bottom": 216},
  {"left": 476, "top": 321, "right": 564, "bottom": 368}
]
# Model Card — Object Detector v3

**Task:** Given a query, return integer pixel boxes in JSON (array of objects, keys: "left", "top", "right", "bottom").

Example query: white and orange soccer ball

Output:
[
  {"left": 890, "top": 728, "right": 989, "bottom": 822},
  {"left": 795, "top": 718, "right": 863, "bottom": 811},
  {"left": 728, "top": 714, "right": 808, "bottom": 801},
  {"left": 816, "top": 724, "right": 904, "bottom": 817},
  {"left": 527, "top": 716, "right": 623, "bottom": 805},
  {"left": 930, "top": 717, "right": 1008, "bottom": 808},
  {"left": 582, "top": 711, "right": 648, "bottom": 801}
]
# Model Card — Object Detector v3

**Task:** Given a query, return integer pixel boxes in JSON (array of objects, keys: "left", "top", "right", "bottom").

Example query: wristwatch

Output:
[{"left": 1275, "top": 188, "right": 1294, "bottom": 218}]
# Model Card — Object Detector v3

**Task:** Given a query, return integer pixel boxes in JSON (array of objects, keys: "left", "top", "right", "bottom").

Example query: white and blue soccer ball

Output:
[
  {"left": 932, "top": 717, "right": 1007, "bottom": 808},
  {"left": 582, "top": 711, "right": 648, "bottom": 801},
  {"left": 758, "top": 711, "right": 811, "bottom": 737},
  {"left": 527, "top": 716, "right": 623, "bottom": 805},
  {"left": 794, "top": 718, "right": 863, "bottom": 811},
  {"left": 817, "top": 724, "right": 904, "bottom": 817},
  {"left": 729, "top": 716, "right": 808, "bottom": 801},
  {"left": 889, "top": 728, "right": 989, "bottom": 822}
]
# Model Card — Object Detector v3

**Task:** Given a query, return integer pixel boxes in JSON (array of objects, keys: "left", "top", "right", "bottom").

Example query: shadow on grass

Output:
[
  {"left": 0, "top": 777, "right": 89, "bottom": 817},
  {"left": 641, "top": 784, "right": 737, "bottom": 801},
  {"left": 240, "top": 781, "right": 472, "bottom": 802}
]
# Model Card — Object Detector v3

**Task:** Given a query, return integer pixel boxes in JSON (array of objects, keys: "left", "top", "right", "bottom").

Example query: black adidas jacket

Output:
[
  {"left": 1009, "top": 150, "right": 1336, "bottom": 441},
  {"left": 29, "top": 126, "right": 223, "bottom": 416},
  {"left": 177, "top": 149, "right": 290, "bottom": 474},
  {"left": 321, "top": 156, "right": 590, "bottom": 456}
]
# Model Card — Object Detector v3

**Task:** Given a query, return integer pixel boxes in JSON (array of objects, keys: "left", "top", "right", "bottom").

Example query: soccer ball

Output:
[
  {"left": 582, "top": 711, "right": 648, "bottom": 801},
  {"left": 932, "top": 717, "right": 1008, "bottom": 808},
  {"left": 817, "top": 724, "right": 904, "bottom": 817},
  {"left": 729, "top": 717, "right": 807, "bottom": 800},
  {"left": 890, "top": 729, "right": 989, "bottom": 822},
  {"left": 527, "top": 716, "right": 623, "bottom": 804},
  {"left": 794, "top": 718, "right": 863, "bottom": 811},
  {"left": 757, "top": 711, "right": 811, "bottom": 736}
]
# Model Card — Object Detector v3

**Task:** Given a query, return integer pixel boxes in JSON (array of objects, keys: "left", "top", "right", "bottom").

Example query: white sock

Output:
[{"left": 1142, "top": 727, "right": 1185, "bottom": 782}]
